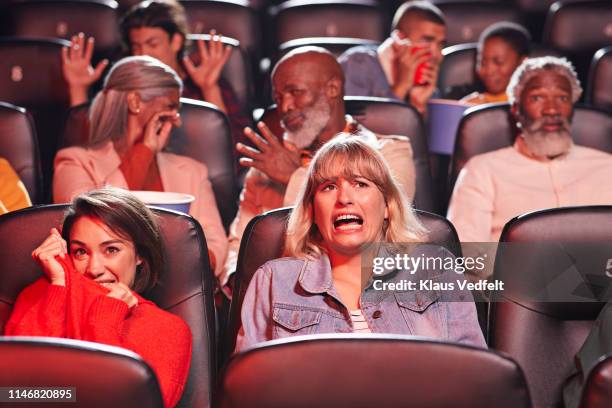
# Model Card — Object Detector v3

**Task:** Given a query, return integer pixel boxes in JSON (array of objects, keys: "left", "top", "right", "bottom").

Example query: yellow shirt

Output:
[{"left": 0, "top": 158, "right": 31, "bottom": 214}]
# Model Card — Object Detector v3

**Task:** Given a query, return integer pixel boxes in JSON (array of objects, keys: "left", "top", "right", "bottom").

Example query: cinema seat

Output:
[
  {"left": 579, "top": 355, "right": 612, "bottom": 408},
  {"left": 586, "top": 46, "right": 612, "bottom": 114},
  {"left": 0, "top": 205, "right": 217, "bottom": 408},
  {"left": 436, "top": 1, "right": 524, "bottom": 45},
  {"left": 220, "top": 334, "right": 531, "bottom": 408},
  {"left": 489, "top": 205, "right": 612, "bottom": 408},
  {"left": 258, "top": 96, "right": 436, "bottom": 212},
  {"left": 60, "top": 98, "right": 239, "bottom": 231},
  {"left": 0, "top": 37, "right": 71, "bottom": 198},
  {"left": 226, "top": 206, "right": 462, "bottom": 357},
  {"left": 0, "top": 336, "right": 163, "bottom": 408},
  {"left": 186, "top": 34, "right": 254, "bottom": 116},
  {"left": 448, "top": 103, "right": 612, "bottom": 195},
  {"left": 272, "top": 0, "right": 387, "bottom": 51},
  {"left": 3, "top": 0, "right": 121, "bottom": 60},
  {"left": 542, "top": 0, "right": 612, "bottom": 84}
]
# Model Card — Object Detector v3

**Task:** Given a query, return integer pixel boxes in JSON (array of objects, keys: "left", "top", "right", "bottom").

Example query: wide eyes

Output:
[{"left": 528, "top": 94, "right": 571, "bottom": 103}]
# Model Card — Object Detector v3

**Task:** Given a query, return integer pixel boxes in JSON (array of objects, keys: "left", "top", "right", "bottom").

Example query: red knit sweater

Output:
[{"left": 4, "top": 262, "right": 192, "bottom": 408}]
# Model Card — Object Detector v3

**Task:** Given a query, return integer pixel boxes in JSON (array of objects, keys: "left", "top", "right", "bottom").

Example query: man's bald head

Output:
[{"left": 272, "top": 46, "right": 345, "bottom": 94}]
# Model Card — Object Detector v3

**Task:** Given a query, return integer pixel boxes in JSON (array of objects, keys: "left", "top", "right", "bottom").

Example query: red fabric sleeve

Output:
[
  {"left": 82, "top": 297, "right": 192, "bottom": 408},
  {"left": 4, "top": 279, "right": 68, "bottom": 337},
  {"left": 5, "top": 259, "right": 191, "bottom": 408}
]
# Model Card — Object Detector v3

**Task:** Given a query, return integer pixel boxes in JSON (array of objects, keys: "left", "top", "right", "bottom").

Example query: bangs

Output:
[{"left": 311, "top": 142, "right": 387, "bottom": 189}]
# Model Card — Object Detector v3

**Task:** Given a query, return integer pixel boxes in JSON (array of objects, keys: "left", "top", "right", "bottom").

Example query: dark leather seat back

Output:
[
  {"left": 0, "top": 205, "right": 217, "bottom": 408},
  {"left": 489, "top": 206, "right": 612, "bottom": 408},
  {"left": 436, "top": 1, "right": 524, "bottom": 45},
  {"left": 345, "top": 96, "right": 434, "bottom": 212},
  {"left": 0, "top": 102, "right": 42, "bottom": 204},
  {"left": 182, "top": 0, "right": 261, "bottom": 61},
  {"left": 0, "top": 38, "right": 69, "bottom": 104},
  {"left": 278, "top": 36, "right": 379, "bottom": 58},
  {"left": 226, "top": 206, "right": 461, "bottom": 356},
  {"left": 3, "top": 0, "right": 120, "bottom": 60},
  {"left": 220, "top": 334, "right": 532, "bottom": 408},
  {"left": 61, "top": 98, "right": 238, "bottom": 231},
  {"left": 186, "top": 34, "right": 254, "bottom": 115},
  {"left": 587, "top": 46, "right": 612, "bottom": 114},
  {"left": 543, "top": 0, "right": 612, "bottom": 84},
  {"left": 272, "top": 0, "right": 387, "bottom": 50},
  {"left": 259, "top": 96, "right": 435, "bottom": 212},
  {"left": 0, "top": 38, "right": 71, "bottom": 197},
  {"left": 0, "top": 336, "right": 164, "bottom": 408},
  {"left": 439, "top": 42, "right": 479, "bottom": 99},
  {"left": 449, "top": 103, "right": 612, "bottom": 195},
  {"left": 580, "top": 355, "right": 612, "bottom": 408}
]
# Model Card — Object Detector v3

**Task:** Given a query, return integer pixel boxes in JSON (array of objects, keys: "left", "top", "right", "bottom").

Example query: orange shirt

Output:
[
  {"left": 460, "top": 92, "right": 509, "bottom": 105},
  {"left": 118, "top": 144, "right": 163, "bottom": 191}
]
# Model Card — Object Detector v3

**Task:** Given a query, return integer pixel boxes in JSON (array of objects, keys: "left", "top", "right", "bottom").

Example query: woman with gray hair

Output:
[
  {"left": 53, "top": 55, "right": 227, "bottom": 275},
  {"left": 235, "top": 134, "right": 485, "bottom": 353}
]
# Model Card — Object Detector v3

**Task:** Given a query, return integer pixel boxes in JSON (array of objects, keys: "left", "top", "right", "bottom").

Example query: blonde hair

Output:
[
  {"left": 88, "top": 55, "right": 183, "bottom": 146},
  {"left": 285, "top": 134, "right": 427, "bottom": 259}
]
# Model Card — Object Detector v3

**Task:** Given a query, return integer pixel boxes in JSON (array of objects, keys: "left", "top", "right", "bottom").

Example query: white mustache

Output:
[{"left": 525, "top": 115, "right": 571, "bottom": 133}]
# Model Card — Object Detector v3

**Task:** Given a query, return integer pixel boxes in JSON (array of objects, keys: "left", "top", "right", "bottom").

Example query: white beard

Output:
[
  {"left": 519, "top": 115, "right": 573, "bottom": 158},
  {"left": 282, "top": 93, "right": 331, "bottom": 150}
]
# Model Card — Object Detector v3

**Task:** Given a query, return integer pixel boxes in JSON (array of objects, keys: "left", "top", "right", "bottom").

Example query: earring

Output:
[{"left": 135, "top": 108, "right": 141, "bottom": 114}]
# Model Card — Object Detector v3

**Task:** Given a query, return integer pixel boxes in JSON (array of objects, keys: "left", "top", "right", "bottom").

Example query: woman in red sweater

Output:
[{"left": 5, "top": 187, "right": 192, "bottom": 408}]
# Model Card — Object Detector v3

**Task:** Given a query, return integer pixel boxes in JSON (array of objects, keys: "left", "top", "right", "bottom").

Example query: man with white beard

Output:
[
  {"left": 448, "top": 56, "right": 612, "bottom": 243},
  {"left": 221, "top": 46, "right": 416, "bottom": 289}
]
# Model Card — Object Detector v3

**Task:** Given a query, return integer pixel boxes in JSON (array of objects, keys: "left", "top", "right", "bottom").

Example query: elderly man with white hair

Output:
[{"left": 447, "top": 56, "right": 612, "bottom": 244}]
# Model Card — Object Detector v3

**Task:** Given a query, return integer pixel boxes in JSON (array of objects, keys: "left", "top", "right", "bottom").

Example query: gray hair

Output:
[
  {"left": 88, "top": 55, "right": 183, "bottom": 146},
  {"left": 506, "top": 56, "right": 582, "bottom": 106}
]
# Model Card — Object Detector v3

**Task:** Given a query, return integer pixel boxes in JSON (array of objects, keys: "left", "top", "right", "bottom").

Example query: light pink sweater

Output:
[{"left": 448, "top": 144, "right": 612, "bottom": 243}]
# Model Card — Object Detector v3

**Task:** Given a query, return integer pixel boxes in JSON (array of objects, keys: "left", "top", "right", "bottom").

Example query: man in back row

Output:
[
  {"left": 448, "top": 56, "right": 612, "bottom": 246},
  {"left": 339, "top": 0, "right": 446, "bottom": 114},
  {"left": 222, "top": 47, "right": 417, "bottom": 288}
]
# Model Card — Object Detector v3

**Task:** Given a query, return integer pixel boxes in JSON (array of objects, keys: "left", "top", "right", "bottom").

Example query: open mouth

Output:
[{"left": 333, "top": 214, "right": 363, "bottom": 231}]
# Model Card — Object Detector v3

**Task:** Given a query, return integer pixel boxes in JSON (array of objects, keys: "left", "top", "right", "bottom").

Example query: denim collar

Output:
[{"left": 298, "top": 254, "right": 334, "bottom": 295}]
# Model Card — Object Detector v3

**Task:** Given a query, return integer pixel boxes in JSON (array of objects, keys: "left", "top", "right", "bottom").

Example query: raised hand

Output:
[
  {"left": 101, "top": 282, "right": 138, "bottom": 308},
  {"left": 236, "top": 122, "right": 301, "bottom": 185},
  {"left": 183, "top": 30, "right": 232, "bottom": 92},
  {"left": 61, "top": 33, "right": 108, "bottom": 106},
  {"left": 142, "top": 109, "right": 180, "bottom": 153},
  {"left": 31, "top": 228, "right": 68, "bottom": 286}
]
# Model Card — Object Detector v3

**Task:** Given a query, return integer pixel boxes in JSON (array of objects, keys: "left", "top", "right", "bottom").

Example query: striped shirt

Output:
[{"left": 349, "top": 309, "right": 372, "bottom": 333}]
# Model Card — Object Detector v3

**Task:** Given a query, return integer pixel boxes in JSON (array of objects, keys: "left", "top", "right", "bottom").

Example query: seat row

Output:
[
  {"left": 2, "top": 93, "right": 610, "bottom": 216},
  {"left": 2, "top": 201, "right": 612, "bottom": 407},
  {"left": 0, "top": 0, "right": 610, "bottom": 90}
]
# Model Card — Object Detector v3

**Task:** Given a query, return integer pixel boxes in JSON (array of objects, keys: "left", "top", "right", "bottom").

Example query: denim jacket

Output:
[{"left": 235, "top": 245, "right": 487, "bottom": 353}]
